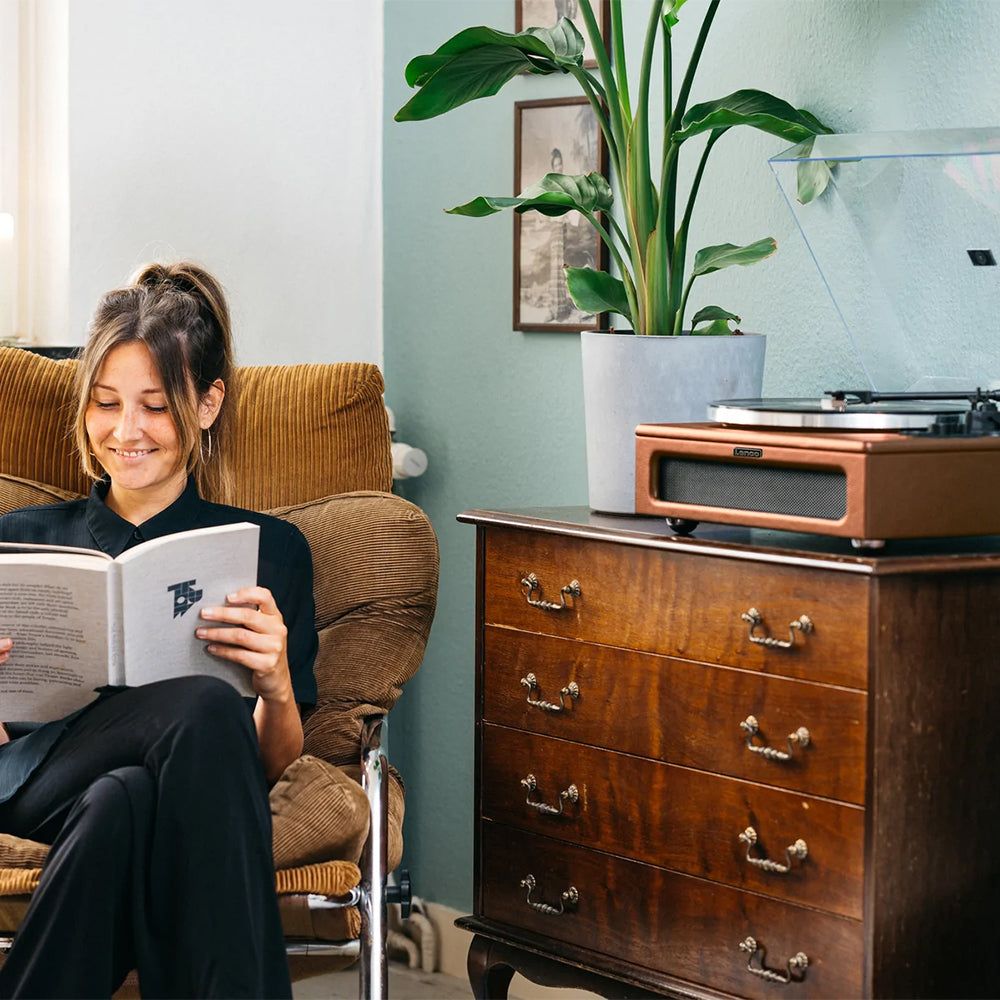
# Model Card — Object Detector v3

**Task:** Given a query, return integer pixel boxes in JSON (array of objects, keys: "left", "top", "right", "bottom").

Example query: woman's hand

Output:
[
  {"left": 1, "top": 638, "right": 11, "bottom": 745},
  {"left": 197, "top": 587, "right": 292, "bottom": 702},
  {"left": 197, "top": 589, "right": 302, "bottom": 782}
]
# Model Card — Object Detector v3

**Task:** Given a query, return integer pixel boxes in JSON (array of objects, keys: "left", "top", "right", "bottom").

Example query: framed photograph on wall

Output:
[
  {"left": 515, "top": 0, "right": 609, "bottom": 68},
  {"left": 514, "top": 97, "right": 608, "bottom": 333}
]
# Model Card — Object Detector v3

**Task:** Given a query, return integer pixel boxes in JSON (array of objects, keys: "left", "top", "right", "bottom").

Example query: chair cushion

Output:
[
  {"left": 0, "top": 834, "right": 47, "bottom": 870},
  {"left": 270, "top": 755, "right": 369, "bottom": 869},
  {"left": 0, "top": 347, "right": 393, "bottom": 508},
  {"left": 229, "top": 363, "right": 393, "bottom": 508},
  {"left": 0, "top": 474, "right": 82, "bottom": 515},
  {"left": 0, "top": 350, "right": 89, "bottom": 496}
]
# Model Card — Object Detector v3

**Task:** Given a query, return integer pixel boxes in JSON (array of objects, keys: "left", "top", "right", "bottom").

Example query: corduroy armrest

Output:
[{"left": 270, "top": 492, "right": 439, "bottom": 767}]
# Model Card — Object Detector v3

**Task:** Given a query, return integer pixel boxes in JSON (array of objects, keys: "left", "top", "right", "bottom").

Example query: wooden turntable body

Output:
[{"left": 635, "top": 421, "right": 1000, "bottom": 544}]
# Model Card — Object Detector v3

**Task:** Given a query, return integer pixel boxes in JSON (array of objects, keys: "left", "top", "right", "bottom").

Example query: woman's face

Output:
[{"left": 85, "top": 340, "right": 189, "bottom": 512}]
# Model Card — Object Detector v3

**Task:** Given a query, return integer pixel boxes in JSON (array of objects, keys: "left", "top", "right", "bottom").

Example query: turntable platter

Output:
[{"left": 709, "top": 397, "right": 970, "bottom": 431}]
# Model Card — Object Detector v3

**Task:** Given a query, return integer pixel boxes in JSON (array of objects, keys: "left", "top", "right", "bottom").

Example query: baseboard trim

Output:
[{"left": 421, "top": 901, "right": 471, "bottom": 982}]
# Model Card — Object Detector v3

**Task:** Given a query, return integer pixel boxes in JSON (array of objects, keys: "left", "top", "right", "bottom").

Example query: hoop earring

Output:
[{"left": 200, "top": 429, "right": 213, "bottom": 463}]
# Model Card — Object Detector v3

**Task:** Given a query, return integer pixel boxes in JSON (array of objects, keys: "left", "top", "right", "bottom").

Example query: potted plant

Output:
[{"left": 395, "top": 0, "right": 834, "bottom": 511}]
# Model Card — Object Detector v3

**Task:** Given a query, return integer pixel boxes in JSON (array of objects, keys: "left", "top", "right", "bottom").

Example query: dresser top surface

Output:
[{"left": 458, "top": 506, "right": 1000, "bottom": 575}]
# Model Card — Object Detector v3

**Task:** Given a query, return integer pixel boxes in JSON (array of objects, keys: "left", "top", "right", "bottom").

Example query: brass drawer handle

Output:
[
  {"left": 742, "top": 607, "right": 813, "bottom": 649},
  {"left": 520, "top": 874, "right": 578, "bottom": 916},
  {"left": 521, "top": 572, "right": 581, "bottom": 612},
  {"left": 521, "top": 673, "right": 580, "bottom": 712},
  {"left": 739, "top": 937, "right": 809, "bottom": 984},
  {"left": 739, "top": 826, "right": 808, "bottom": 874},
  {"left": 521, "top": 774, "right": 579, "bottom": 816},
  {"left": 740, "top": 715, "right": 810, "bottom": 762}
]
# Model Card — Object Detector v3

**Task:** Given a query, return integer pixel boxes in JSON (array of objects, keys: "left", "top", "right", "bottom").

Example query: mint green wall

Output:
[{"left": 382, "top": 0, "right": 1000, "bottom": 912}]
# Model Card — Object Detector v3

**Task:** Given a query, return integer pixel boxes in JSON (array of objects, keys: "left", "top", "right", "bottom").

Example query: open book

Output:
[{"left": 0, "top": 522, "right": 260, "bottom": 723}]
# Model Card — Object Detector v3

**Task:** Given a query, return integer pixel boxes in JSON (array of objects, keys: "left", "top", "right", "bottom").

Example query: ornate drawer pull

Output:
[
  {"left": 520, "top": 874, "right": 578, "bottom": 916},
  {"left": 521, "top": 572, "right": 581, "bottom": 611},
  {"left": 742, "top": 607, "right": 813, "bottom": 649},
  {"left": 740, "top": 715, "right": 810, "bottom": 762},
  {"left": 739, "top": 937, "right": 809, "bottom": 984},
  {"left": 521, "top": 774, "right": 580, "bottom": 816},
  {"left": 739, "top": 826, "right": 808, "bottom": 874},
  {"left": 521, "top": 673, "right": 580, "bottom": 712}
]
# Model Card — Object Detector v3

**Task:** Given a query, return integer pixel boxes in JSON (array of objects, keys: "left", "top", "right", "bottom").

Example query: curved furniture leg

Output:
[{"left": 467, "top": 935, "right": 516, "bottom": 1000}]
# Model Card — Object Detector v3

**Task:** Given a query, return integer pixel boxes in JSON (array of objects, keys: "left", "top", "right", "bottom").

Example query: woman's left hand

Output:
[{"left": 196, "top": 586, "right": 293, "bottom": 702}]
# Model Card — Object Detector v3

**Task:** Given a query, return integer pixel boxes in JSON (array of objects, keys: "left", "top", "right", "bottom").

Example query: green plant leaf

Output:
[
  {"left": 691, "top": 238, "right": 777, "bottom": 276},
  {"left": 446, "top": 172, "right": 613, "bottom": 219},
  {"left": 691, "top": 305, "right": 741, "bottom": 334},
  {"left": 796, "top": 158, "right": 833, "bottom": 204},
  {"left": 674, "top": 89, "right": 833, "bottom": 144},
  {"left": 664, "top": 0, "right": 690, "bottom": 31},
  {"left": 693, "top": 317, "right": 741, "bottom": 335},
  {"left": 565, "top": 267, "right": 632, "bottom": 322},
  {"left": 396, "top": 23, "right": 584, "bottom": 121},
  {"left": 691, "top": 305, "right": 740, "bottom": 326}
]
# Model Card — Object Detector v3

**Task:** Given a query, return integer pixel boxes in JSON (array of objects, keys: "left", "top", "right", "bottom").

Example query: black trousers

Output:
[{"left": 0, "top": 676, "right": 291, "bottom": 999}]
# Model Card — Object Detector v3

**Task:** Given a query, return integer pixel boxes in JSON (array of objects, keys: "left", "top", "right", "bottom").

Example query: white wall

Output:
[{"left": 64, "top": 0, "right": 382, "bottom": 365}]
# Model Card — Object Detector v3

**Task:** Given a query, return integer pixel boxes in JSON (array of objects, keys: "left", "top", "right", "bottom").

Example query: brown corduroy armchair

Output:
[{"left": 0, "top": 347, "right": 439, "bottom": 998}]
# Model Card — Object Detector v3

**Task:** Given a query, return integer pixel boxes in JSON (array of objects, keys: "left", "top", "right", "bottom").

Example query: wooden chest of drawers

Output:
[{"left": 457, "top": 508, "right": 1000, "bottom": 999}]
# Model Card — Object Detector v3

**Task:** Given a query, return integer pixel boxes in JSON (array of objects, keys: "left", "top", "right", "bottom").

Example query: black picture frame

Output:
[
  {"left": 515, "top": 0, "right": 610, "bottom": 69},
  {"left": 513, "top": 97, "right": 608, "bottom": 333}
]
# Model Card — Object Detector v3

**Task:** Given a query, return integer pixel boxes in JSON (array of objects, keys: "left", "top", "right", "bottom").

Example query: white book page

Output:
[
  {"left": 0, "top": 555, "right": 112, "bottom": 722},
  {"left": 116, "top": 522, "right": 259, "bottom": 697}
]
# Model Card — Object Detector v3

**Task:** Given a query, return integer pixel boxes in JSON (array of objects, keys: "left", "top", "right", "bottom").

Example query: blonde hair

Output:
[{"left": 74, "top": 262, "right": 236, "bottom": 503}]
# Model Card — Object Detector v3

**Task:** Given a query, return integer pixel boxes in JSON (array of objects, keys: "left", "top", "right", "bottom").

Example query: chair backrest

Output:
[
  {"left": 0, "top": 348, "right": 393, "bottom": 507},
  {"left": 0, "top": 346, "right": 439, "bottom": 769}
]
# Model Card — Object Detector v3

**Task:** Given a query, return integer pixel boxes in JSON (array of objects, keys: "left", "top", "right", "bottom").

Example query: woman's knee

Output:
[
  {"left": 158, "top": 675, "right": 253, "bottom": 730},
  {"left": 64, "top": 766, "right": 155, "bottom": 846}
]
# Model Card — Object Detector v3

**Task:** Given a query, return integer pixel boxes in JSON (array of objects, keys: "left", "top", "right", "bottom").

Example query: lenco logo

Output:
[{"left": 733, "top": 447, "right": 763, "bottom": 459}]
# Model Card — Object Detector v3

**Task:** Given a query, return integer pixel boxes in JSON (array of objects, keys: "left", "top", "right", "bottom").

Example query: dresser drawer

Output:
[
  {"left": 483, "top": 627, "right": 868, "bottom": 804},
  {"left": 482, "top": 724, "right": 864, "bottom": 920},
  {"left": 480, "top": 822, "right": 864, "bottom": 999},
  {"left": 483, "top": 527, "right": 869, "bottom": 688}
]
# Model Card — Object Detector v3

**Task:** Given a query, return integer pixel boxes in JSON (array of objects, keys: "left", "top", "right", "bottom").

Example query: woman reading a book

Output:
[{"left": 0, "top": 262, "right": 317, "bottom": 999}]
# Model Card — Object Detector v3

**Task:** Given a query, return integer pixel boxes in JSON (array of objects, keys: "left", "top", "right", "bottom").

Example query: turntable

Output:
[{"left": 635, "top": 129, "right": 1000, "bottom": 548}]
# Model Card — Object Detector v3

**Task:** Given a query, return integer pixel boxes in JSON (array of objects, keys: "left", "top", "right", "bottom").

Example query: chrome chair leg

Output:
[{"left": 359, "top": 717, "right": 389, "bottom": 1000}]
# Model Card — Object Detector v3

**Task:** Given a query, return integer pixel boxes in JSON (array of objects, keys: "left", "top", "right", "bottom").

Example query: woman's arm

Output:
[{"left": 197, "top": 587, "right": 303, "bottom": 783}]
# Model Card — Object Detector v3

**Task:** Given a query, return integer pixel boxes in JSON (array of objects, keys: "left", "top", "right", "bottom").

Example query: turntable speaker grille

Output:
[{"left": 658, "top": 459, "right": 847, "bottom": 520}]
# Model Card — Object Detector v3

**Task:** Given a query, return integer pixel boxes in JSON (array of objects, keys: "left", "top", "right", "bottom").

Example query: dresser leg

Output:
[{"left": 467, "top": 935, "right": 516, "bottom": 1000}]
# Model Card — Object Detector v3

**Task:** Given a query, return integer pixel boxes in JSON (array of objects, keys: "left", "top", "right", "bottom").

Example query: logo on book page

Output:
[{"left": 168, "top": 580, "right": 203, "bottom": 618}]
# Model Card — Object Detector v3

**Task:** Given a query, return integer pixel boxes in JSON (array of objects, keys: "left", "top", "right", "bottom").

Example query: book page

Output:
[
  {"left": 117, "top": 522, "right": 259, "bottom": 697},
  {"left": 0, "top": 555, "right": 112, "bottom": 722}
]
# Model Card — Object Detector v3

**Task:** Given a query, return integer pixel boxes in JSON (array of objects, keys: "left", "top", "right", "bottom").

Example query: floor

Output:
[
  {"left": 292, "top": 961, "right": 594, "bottom": 1000},
  {"left": 293, "top": 962, "right": 471, "bottom": 999}
]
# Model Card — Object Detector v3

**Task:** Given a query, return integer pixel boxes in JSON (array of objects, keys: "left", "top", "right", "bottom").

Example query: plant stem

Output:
[
  {"left": 579, "top": 1, "right": 625, "bottom": 169},
  {"left": 570, "top": 67, "right": 621, "bottom": 175},
  {"left": 661, "top": 12, "right": 673, "bottom": 270},
  {"left": 631, "top": 0, "right": 663, "bottom": 266},
  {"left": 609, "top": 1, "right": 631, "bottom": 124},
  {"left": 672, "top": 0, "right": 720, "bottom": 127},
  {"left": 582, "top": 210, "right": 641, "bottom": 329},
  {"left": 671, "top": 128, "right": 724, "bottom": 334}
]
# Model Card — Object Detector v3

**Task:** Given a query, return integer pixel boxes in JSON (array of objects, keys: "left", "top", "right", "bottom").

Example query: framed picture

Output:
[
  {"left": 514, "top": 97, "right": 608, "bottom": 333},
  {"left": 516, "top": 0, "right": 610, "bottom": 68}
]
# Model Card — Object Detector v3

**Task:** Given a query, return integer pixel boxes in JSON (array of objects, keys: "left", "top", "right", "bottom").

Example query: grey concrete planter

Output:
[{"left": 581, "top": 330, "right": 766, "bottom": 514}]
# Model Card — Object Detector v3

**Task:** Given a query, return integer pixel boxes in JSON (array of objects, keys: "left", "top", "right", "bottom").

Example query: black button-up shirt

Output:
[{"left": 0, "top": 477, "right": 318, "bottom": 803}]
